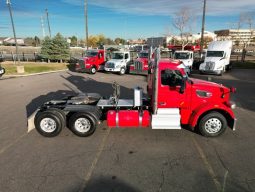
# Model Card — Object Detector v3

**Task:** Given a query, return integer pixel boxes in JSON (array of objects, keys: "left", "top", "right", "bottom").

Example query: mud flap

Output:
[{"left": 27, "top": 109, "right": 39, "bottom": 133}]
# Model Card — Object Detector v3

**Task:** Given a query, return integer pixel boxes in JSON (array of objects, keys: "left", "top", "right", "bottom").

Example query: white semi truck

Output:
[
  {"left": 199, "top": 41, "right": 233, "bottom": 75},
  {"left": 104, "top": 51, "right": 131, "bottom": 75}
]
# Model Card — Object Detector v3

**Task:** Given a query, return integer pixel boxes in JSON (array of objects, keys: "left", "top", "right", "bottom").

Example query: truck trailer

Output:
[{"left": 33, "top": 49, "right": 236, "bottom": 138}]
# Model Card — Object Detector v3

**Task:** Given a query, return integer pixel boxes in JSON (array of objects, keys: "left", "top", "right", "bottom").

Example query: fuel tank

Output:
[{"left": 107, "top": 110, "right": 151, "bottom": 128}]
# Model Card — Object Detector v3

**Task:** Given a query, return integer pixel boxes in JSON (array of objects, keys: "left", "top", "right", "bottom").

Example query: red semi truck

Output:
[
  {"left": 33, "top": 49, "right": 236, "bottom": 138},
  {"left": 75, "top": 49, "right": 106, "bottom": 74},
  {"left": 129, "top": 50, "right": 150, "bottom": 75}
]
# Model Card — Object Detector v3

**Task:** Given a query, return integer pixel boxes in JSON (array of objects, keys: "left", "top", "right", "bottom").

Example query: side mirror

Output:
[{"left": 179, "top": 78, "right": 186, "bottom": 94}]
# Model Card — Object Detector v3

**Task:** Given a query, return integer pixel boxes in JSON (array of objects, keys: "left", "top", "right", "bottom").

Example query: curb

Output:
[{"left": 1, "top": 69, "right": 68, "bottom": 79}]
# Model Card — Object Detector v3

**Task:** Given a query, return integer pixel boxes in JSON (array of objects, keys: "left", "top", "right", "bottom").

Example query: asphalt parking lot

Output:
[{"left": 0, "top": 69, "right": 255, "bottom": 192}]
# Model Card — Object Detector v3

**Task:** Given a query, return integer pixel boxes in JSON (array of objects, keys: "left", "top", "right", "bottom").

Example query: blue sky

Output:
[{"left": 0, "top": 0, "right": 254, "bottom": 39}]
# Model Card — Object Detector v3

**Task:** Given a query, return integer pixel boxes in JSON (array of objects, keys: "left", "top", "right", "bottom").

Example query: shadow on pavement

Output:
[
  {"left": 26, "top": 73, "right": 135, "bottom": 118},
  {"left": 82, "top": 176, "right": 142, "bottom": 192}
]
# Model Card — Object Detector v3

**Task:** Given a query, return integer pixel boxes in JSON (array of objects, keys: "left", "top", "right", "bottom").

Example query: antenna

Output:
[{"left": 45, "top": 9, "right": 51, "bottom": 38}]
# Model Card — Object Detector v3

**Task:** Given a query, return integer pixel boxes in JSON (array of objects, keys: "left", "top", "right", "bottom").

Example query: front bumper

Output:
[
  {"left": 199, "top": 70, "right": 221, "bottom": 75},
  {"left": 104, "top": 68, "right": 120, "bottom": 72}
]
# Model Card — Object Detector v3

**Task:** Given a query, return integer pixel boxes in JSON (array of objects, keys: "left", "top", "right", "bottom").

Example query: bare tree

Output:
[
  {"left": 235, "top": 12, "right": 255, "bottom": 62},
  {"left": 172, "top": 7, "right": 193, "bottom": 50}
]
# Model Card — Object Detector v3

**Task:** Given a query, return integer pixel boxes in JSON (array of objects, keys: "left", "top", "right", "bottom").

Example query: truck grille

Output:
[
  {"left": 78, "top": 60, "right": 85, "bottom": 68},
  {"left": 134, "top": 61, "right": 143, "bottom": 71},
  {"left": 106, "top": 62, "right": 115, "bottom": 68},
  {"left": 205, "top": 62, "right": 215, "bottom": 71}
]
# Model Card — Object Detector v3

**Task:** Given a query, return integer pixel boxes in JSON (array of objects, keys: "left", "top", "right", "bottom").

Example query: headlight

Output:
[{"left": 196, "top": 90, "right": 212, "bottom": 98}]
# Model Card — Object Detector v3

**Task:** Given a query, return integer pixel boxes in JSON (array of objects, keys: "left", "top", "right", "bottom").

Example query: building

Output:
[
  {"left": 147, "top": 36, "right": 173, "bottom": 48},
  {"left": 146, "top": 31, "right": 216, "bottom": 48},
  {"left": 214, "top": 29, "right": 255, "bottom": 46},
  {"left": 0, "top": 37, "right": 25, "bottom": 45}
]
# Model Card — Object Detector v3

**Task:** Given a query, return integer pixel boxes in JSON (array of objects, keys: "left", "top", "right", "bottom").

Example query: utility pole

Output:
[
  {"left": 45, "top": 9, "right": 51, "bottom": 38},
  {"left": 41, "top": 16, "right": 46, "bottom": 38},
  {"left": 200, "top": 0, "right": 206, "bottom": 53},
  {"left": 6, "top": 0, "right": 20, "bottom": 64},
  {"left": 84, "top": 0, "right": 88, "bottom": 50}
]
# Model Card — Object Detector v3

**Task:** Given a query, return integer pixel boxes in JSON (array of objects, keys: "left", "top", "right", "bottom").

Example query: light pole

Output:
[
  {"left": 84, "top": 0, "right": 88, "bottom": 50},
  {"left": 45, "top": 9, "right": 51, "bottom": 38},
  {"left": 200, "top": 0, "right": 206, "bottom": 53},
  {"left": 6, "top": 0, "right": 20, "bottom": 64}
]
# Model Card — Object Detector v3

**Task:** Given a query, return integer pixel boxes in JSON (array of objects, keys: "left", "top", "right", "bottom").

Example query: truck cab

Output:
[
  {"left": 173, "top": 50, "right": 194, "bottom": 74},
  {"left": 147, "top": 58, "right": 236, "bottom": 136},
  {"left": 199, "top": 41, "right": 232, "bottom": 75},
  {"left": 129, "top": 50, "right": 149, "bottom": 75},
  {"left": 104, "top": 51, "right": 131, "bottom": 75},
  {"left": 76, "top": 49, "right": 105, "bottom": 74}
]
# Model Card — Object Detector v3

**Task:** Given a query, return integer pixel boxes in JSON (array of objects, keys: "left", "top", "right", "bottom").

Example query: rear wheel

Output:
[
  {"left": 90, "top": 66, "right": 97, "bottom": 74},
  {"left": 34, "top": 110, "right": 65, "bottom": 137},
  {"left": 198, "top": 112, "right": 227, "bottom": 137},
  {"left": 69, "top": 113, "right": 97, "bottom": 137}
]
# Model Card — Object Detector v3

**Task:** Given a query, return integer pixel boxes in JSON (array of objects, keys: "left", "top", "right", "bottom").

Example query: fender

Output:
[{"left": 189, "top": 102, "right": 235, "bottom": 128}]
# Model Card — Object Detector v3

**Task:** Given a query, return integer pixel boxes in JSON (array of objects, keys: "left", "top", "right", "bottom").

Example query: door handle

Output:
[{"left": 159, "top": 102, "right": 166, "bottom": 106}]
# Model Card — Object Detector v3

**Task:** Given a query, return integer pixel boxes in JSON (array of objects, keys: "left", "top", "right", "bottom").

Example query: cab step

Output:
[{"left": 151, "top": 108, "right": 181, "bottom": 129}]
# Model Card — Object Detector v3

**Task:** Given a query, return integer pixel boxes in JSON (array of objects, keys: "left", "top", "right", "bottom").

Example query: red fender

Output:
[{"left": 189, "top": 102, "right": 235, "bottom": 128}]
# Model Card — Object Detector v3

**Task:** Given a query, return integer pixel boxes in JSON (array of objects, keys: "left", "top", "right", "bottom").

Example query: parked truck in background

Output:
[
  {"left": 199, "top": 41, "right": 233, "bottom": 75},
  {"left": 104, "top": 51, "right": 131, "bottom": 75},
  {"left": 75, "top": 49, "right": 106, "bottom": 74},
  {"left": 173, "top": 50, "right": 194, "bottom": 74},
  {"left": 129, "top": 50, "right": 150, "bottom": 75}
]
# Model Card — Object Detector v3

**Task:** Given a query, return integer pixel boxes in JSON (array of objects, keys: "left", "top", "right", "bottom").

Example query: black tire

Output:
[
  {"left": 119, "top": 67, "right": 126, "bottom": 75},
  {"left": 90, "top": 66, "right": 97, "bottom": 74},
  {"left": 69, "top": 113, "right": 97, "bottom": 137},
  {"left": 198, "top": 112, "right": 227, "bottom": 137},
  {"left": 34, "top": 110, "right": 64, "bottom": 137}
]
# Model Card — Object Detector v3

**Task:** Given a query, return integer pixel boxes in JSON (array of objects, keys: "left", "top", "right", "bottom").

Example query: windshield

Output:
[
  {"left": 139, "top": 52, "right": 148, "bottom": 58},
  {"left": 206, "top": 51, "right": 224, "bottom": 57},
  {"left": 85, "top": 51, "right": 98, "bottom": 57},
  {"left": 174, "top": 52, "right": 190, "bottom": 60},
  {"left": 112, "top": 52, "right": 124, "bottom": 59}
]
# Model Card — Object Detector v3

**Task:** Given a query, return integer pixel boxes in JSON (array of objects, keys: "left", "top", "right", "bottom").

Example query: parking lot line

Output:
[
  {"left": 79, "top": 128, "right": 111, "bottom": 192},
  {"left": 192, "top": 136, "right": 222, "bottom": 192}
]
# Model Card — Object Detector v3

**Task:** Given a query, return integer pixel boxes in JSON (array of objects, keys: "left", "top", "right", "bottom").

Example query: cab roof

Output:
[{"left": 158, "top": 59, "right": 185, "bottom": 70}]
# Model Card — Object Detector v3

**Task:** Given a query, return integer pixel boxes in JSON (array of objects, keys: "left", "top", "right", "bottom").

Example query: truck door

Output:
[{"left": 158, "top": 69, "right": 188, "bottom": 109}]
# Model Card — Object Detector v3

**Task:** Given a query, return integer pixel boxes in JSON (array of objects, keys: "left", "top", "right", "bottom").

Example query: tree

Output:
[
  {"left": 172, "top": 7, "right": 193, "bottom": 50},
  {"left": 34, "top": 36, "right": 40, "bottom": 47},
  {"left": 41, "top": 33, "right": 70, "bottom": 62},
  {"left": 235, "top": 12, "right": 255, "bottom": 62},
  {"left": 70, "top": 36, "right": 78, "bottom": 47},
  {"left": 114, "top": 37, "right": 126, "bottom": 45}
]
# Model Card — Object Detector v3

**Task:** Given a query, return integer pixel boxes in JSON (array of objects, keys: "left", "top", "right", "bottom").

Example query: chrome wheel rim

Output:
[
  {"left": 120, "top": 68, "right": 125, "bottom": 74},
  {"left": 205, "top": 118, "right": 222, "bottom": 134},
  {"left": 40, "top": 118, "right": 57, "bottom": 133},
  {"left": 91, "top": 68, "right": 96, "bottom": 73},
  {"left": 74, "top": 118, "right": 91, "bottom": 133}
]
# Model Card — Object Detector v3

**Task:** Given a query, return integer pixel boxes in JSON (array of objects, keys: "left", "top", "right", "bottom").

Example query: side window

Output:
[
  {"left": 161, "top": 70, "right": 183, "bottom": 86},
  {"left": 125, "top": 53, "right": 129, "bottom": 59}
]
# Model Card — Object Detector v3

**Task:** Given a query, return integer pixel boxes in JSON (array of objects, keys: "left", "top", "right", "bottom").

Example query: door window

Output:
[{"left": 161, "top": 69, "right": 183, "bottom": 87}]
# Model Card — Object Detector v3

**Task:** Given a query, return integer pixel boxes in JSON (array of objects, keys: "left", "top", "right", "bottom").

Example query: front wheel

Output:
[
  {"left": 119, "top": 67, "right": 126, "bottom": 75},
  {"left": 90, "top": 66, "right": 97, "bottom": 74},
  {"left": 198, "top": 112, "right": 227, "bottom": 137},
  {"left": 69, "top": 113, "right": 97, "bottom": 137}
]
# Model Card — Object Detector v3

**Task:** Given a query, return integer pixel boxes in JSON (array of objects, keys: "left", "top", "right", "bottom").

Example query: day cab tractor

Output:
[
  {"left": 75, "top": 49, "right": 106, "bottom": 74},
  {"left": 129, "top": 50, "right": 150, "bottom": 75},
  {"left": 104, "top": 51, "right": 131, "bottom": 75},
  {"left": 129, "top": 49, "right": 173, "bottom": 75},
  {"left": 33, "top": 49, "right": 237, "bottom": 138}
]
